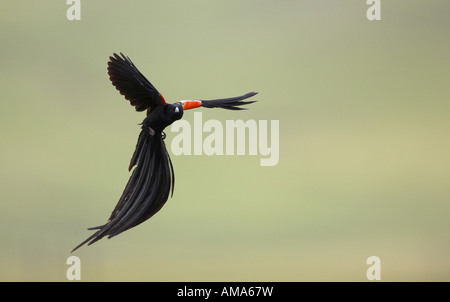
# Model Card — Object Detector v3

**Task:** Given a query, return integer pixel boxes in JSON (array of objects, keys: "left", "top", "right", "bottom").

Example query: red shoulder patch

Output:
[{"left": 159, "top": 93, "right": 167, "bottom": 105}]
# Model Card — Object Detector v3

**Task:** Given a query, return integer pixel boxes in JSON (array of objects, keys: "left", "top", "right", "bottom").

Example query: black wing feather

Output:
[
  {"left": 107, "top": 52, "right": 165, "bottom": 113},
  {"left": 200, "top": 92, "right": 258, "bottom": 110},
  {"left": 71, "top": 130, "right": 174, "bottom": 252}
]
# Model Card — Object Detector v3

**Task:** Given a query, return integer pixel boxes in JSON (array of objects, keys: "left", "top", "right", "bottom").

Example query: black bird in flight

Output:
[{"left": 72, "top": 53, "right": 257, "bottom": 252}]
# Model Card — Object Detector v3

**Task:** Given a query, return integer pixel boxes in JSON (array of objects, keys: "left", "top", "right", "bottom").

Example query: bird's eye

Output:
[{"left": 175, "top": 107, "right": 179, "bottom": 113}]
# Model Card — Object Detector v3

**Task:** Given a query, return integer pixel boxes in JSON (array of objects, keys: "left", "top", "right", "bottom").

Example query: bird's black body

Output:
[
  {"left": 72, "top": 53, "right": 257, "bottom": 252},
  {"left": 143, "top": 104, "right": 184, "bottom": 135}
]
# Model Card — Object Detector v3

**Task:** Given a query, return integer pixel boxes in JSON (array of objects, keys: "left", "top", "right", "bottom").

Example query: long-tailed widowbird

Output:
[{"left": 72, "top": 53, "right": 257, "bottom": 252}]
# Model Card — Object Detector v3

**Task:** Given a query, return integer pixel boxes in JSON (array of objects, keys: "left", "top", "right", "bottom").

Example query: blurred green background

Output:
[{"left": 0, "top": 0, "right": 449, "bottom": 281}]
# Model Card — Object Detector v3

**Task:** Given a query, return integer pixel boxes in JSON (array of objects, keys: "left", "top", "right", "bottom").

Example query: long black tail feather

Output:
[{"left": 71, "top": 129, "right": 174, "bottom": 252}]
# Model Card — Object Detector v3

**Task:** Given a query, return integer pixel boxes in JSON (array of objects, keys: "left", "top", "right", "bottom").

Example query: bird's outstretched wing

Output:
[
  {"left": 108, "top": 52, "right": 167, "bottom": 114},
  {"left": 177, "top": 92, "right": 258, "bottom": 111},
  {"left": 201, "top": 92, "right": 258, "bottom": 110},
  {"left": 71, "top": 129, "right": 174, "bottom": 252}
]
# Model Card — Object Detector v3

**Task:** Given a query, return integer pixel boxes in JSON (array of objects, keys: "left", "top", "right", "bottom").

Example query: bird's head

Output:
[{"left": 165, "top": 103, "right": 184, "bottom": 122}]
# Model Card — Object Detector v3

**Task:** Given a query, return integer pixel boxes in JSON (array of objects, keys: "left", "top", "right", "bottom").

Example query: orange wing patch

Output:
[{"left": 181, "top": 100, "right": 202, "bottom": 110}]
